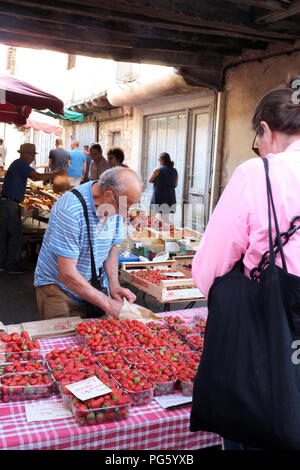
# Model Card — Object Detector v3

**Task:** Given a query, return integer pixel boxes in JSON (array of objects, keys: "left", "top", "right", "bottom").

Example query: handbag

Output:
[
  {"left": 190, "top": 157, "right": 300, "bottom": 449},
  {"left": 71, "top": 189, "right": 108, "bottom": 318}
]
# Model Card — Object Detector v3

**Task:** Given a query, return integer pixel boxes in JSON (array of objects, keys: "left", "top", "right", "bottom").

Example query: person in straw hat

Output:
[{"left": 0, "top": 143, "right": 57, "bottom": 274}]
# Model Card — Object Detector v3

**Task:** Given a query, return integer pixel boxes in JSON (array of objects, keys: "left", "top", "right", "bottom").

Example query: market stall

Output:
[{"left": 0, "top": 308, "right": 221, "bottom": 451}]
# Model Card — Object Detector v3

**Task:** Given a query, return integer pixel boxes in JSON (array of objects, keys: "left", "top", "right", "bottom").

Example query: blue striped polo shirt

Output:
[{"left": 34, "top": 181, "right": 124, "bottom": 303}]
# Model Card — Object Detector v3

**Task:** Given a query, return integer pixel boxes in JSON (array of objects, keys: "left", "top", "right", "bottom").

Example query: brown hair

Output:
[
  {"left": 90, "top": 143, "right": 102, "bottom": 153},
  {"left": 159, "top": 152, "right": 174, "bottom": 167},
  {"left": 107, "top": 146, "right": 125, "bottom": 164},
  {"left": 55, "top": 138, "right": 63, "bottom": 146},
  {"left": 252, "top": 86, "right": 300, "bottom": 136}
]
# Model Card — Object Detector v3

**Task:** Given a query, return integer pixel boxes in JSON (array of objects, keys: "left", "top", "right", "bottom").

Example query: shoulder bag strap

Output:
[
  {"left": 262, "top": 157, "right": 288, "bottom": 272},
  {"left": 71, "top": 188, "right": 99, "bottom": 284}
]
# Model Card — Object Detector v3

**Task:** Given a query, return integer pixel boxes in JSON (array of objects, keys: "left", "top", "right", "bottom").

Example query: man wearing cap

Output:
[{"left": 0, "top": 143, "right": 56, "bottom": 274}]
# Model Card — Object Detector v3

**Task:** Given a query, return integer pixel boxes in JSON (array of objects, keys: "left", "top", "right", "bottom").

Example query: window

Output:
[{"left": 112, "top": 131, "right": 121, "bottom": 147}]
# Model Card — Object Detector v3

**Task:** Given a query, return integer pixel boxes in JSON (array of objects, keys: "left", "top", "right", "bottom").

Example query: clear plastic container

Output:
[
  {"left": 177, "top": 378, "right": 194, "bottom": 397},
  {"left": 71, "top": 396, "right": 131, "bottom": 425},
  {"left": 111, "top": 370, "right": 154, "bottom": 406},
  {"left": 0, "top": 349, "right": 42, "bottom": 365},
  {"left": 185, "top": 334, "right": 204, "bottom": 352},
  {"left": 119, "top": 347, "right": 155, "bottom": 366},
  {"left": 162, "top": 315, "right": 186, "bottom": 330},
  {"left": 174, "top": 324, "right": 200, "bottom": 338},
  {"left": 145, "top": 321, "right": 167, "bottom": 333},
  {"left": 137, "top": 364, "right": 176, "bottom": 397},
  {"left": 59, "top": 373, "right": 117, "bottom": 409},
  {"left": 96, "top": 351, "right": 130, "bottom": 373},
  {"left": 0, "top": 358, "right": 47, "bottom": 375},
  {"left": 45, "top": 355, "right": 100, "bottom": 374},
  {"left": 192, "top": 316, "right": 207, "bottom": 335},
  {"left": 0, "top": 372, "right": 55, "bottom": 402},
  {"left": 85, "top": 337, "right": 116, "bottom": 354},
  {"left": 0, "top": 332, "right": 41, "bottom": 365},
  {"left": 108, "top": 330, "right": 140, "bottom": 349},
  {"left": 120, "top": 319, "right": 153, "bottom": 337},
  {"left": 181, "top": 351, "right": 201, "bottom": 368}
]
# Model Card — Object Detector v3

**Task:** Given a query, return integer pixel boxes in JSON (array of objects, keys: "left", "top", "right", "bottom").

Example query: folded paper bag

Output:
[{"left": 119, "top": 298, "right": 161, "bottom": 323}]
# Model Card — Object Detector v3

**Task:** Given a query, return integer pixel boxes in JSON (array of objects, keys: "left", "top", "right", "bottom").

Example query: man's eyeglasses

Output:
[{"left": 252, "top": 132, "right": 260, "bottom": 156}]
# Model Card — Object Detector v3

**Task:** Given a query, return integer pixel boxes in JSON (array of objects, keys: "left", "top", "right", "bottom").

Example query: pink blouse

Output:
[{"left": 192, "top": 139, "right": 300, "bottom": 298}]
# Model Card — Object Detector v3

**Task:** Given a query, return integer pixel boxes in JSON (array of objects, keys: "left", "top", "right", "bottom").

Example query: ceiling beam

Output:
[
  {"left": 0, "top": 30, "right": 225, "bottom": 68},
  {"left": 0, "top": 14, "right": 246, "bottom": 56},
  {"left": 2, "top": 0, "right": 298, "bottom": 41},
  {"left": 226, "top": 0, "right": 288, "bottom": 9},
  {"left": 256, "top": 0, "right": 300, "bottom": 23},
  {"left": 0, "top": 3, "right": 268, "bottom": 51}
]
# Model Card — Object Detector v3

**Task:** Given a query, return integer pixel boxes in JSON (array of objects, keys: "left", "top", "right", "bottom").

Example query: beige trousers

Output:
[{"left": 36, "top": 284, "right": 87, "bottom": 320}]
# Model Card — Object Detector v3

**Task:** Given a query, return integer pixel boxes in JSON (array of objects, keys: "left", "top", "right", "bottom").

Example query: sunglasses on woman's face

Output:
[{"left": 252, "top": 132, "right": 260, "bottom": 156}]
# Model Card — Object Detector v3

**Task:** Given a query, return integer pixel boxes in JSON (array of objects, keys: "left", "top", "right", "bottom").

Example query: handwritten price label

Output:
[
  {"left": 154, "top": 394, "right": 192, "bottom": 409},
  {"left": 25, "top": 401, "right": 73, "bottom": 422},
  {"left": 65, "top": 376, "right": 112, "bottom": 401}
]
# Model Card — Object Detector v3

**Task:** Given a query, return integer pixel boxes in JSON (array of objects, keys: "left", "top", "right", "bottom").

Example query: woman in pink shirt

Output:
[{"left": 192, "top": 85, "right": 300, "bottom": 450}]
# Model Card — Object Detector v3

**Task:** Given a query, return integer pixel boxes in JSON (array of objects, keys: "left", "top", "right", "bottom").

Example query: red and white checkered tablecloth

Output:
[{"left": 0, "top": 308, "right": 222, "bottom": 450}]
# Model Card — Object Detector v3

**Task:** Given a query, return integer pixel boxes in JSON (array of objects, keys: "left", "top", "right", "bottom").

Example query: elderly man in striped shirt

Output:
[{"left": 34, "top": 167, "right": 142, "bottom": 320}]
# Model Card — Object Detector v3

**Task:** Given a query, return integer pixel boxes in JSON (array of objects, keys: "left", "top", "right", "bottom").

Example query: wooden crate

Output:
[
  {"left": 120, "top": 260, "right": 204, "bottom": 302},
  {"left": 172, "top": 255, "right": 194, "bottom": 274}
]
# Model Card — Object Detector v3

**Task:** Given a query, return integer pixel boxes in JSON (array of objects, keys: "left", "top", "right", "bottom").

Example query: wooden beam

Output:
[
  {"left": 2, "top": 0, "right": 298, "bottom": 42},
  {"left": 0, "top": 30, "right": 225, "bottom": 68},
  {"left": 0, "top": 4, "right": 268, "bottom": 52},
  {"left": 226, "top": 0, "right": 287, "bottom": 10},
  {"left": 256, "top": 0, "right": 300, "bottom": 23},
  {"left": 0, "top": 1, "right": 273, "bottom": 50},
  {"left": 0, "top": 14, "right": 245, "bottom": 56}
]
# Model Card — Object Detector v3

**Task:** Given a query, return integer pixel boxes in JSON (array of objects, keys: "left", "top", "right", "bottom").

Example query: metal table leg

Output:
[{"left": 184, "top": 301, "right": 196, "bottom": 310}]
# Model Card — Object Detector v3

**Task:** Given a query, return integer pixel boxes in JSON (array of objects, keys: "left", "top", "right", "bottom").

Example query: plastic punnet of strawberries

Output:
[
  {"left": 96, "top": 351, "right": 130, "bottom": 372},
  {"left": 1, "top": 372, "right": 54, "bottom": 402},
  {"left": 0, "top": 359, "right": 47, "bottom": 375},
  {"left": 173, "top": 365, "right": 197, "bottom": 396},
  {"left": 71, "top": 389, "right": 131, "bottom": 425},
  {"left": 137, "top": 361, "right": 176, "bottom": 396},
  {"left": 162, "top": 315, "right": 186, "bottom": 330},
  {"left": 119, "top": 347, "right": 154, "bottom": 365},
  {"left": 0, "top": 331, "right": 41, "bottom": 363},
  {"left": 111, "top": 369, "right": 154, "bottom": 406}
]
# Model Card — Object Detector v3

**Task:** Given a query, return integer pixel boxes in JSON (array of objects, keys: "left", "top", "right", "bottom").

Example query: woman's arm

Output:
[{"left": 149, "top": 167, "right": 160, "bottom": 183}]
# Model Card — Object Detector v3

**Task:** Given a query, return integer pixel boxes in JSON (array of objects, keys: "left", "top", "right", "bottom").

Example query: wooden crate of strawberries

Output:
[{"left": 120, "top": 260, "right": 204, "bottom": 302}]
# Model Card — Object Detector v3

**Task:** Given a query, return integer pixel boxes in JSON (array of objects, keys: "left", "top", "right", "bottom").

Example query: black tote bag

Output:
[{"left": 190, "top": 158, "right": 300, "bottom": 449}]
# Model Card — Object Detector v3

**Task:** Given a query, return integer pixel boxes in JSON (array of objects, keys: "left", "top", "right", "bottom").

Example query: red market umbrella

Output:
[
  {"left": 0, "top": 74, "right": 64, "bottom": 125},
  {"left": 0, "top": 102, "right": 32, "bottom": 125}
]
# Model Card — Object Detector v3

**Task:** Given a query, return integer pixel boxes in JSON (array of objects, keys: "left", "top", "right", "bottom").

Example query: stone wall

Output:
[{"left": 221, "top": 51, "right": 300, "bottom": 191}]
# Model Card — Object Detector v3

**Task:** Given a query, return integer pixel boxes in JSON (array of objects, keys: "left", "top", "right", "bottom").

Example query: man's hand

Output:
[
  {"left": 107, "top": 297, "right": 124, "bottom": 319},
  {"left": 109, "top": 283, "right": 136, "bottom": 304}
]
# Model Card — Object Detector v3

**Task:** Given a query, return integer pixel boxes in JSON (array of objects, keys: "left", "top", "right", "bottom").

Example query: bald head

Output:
[{"left": 98, "top": 167, "right": 142, "bottom": 208}]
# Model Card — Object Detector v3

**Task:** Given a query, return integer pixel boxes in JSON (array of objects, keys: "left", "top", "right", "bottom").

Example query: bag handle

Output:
[
  {"left": 71, "top": 189, "right": 99, "bottom": 285},
  {"left": 262, "top": 157, "right": 288, "bottom": 271}
]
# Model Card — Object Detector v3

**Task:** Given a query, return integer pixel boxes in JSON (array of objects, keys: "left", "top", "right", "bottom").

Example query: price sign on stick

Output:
[{"left": 65, "top": 376, "right": 112, "bottom": 401}]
